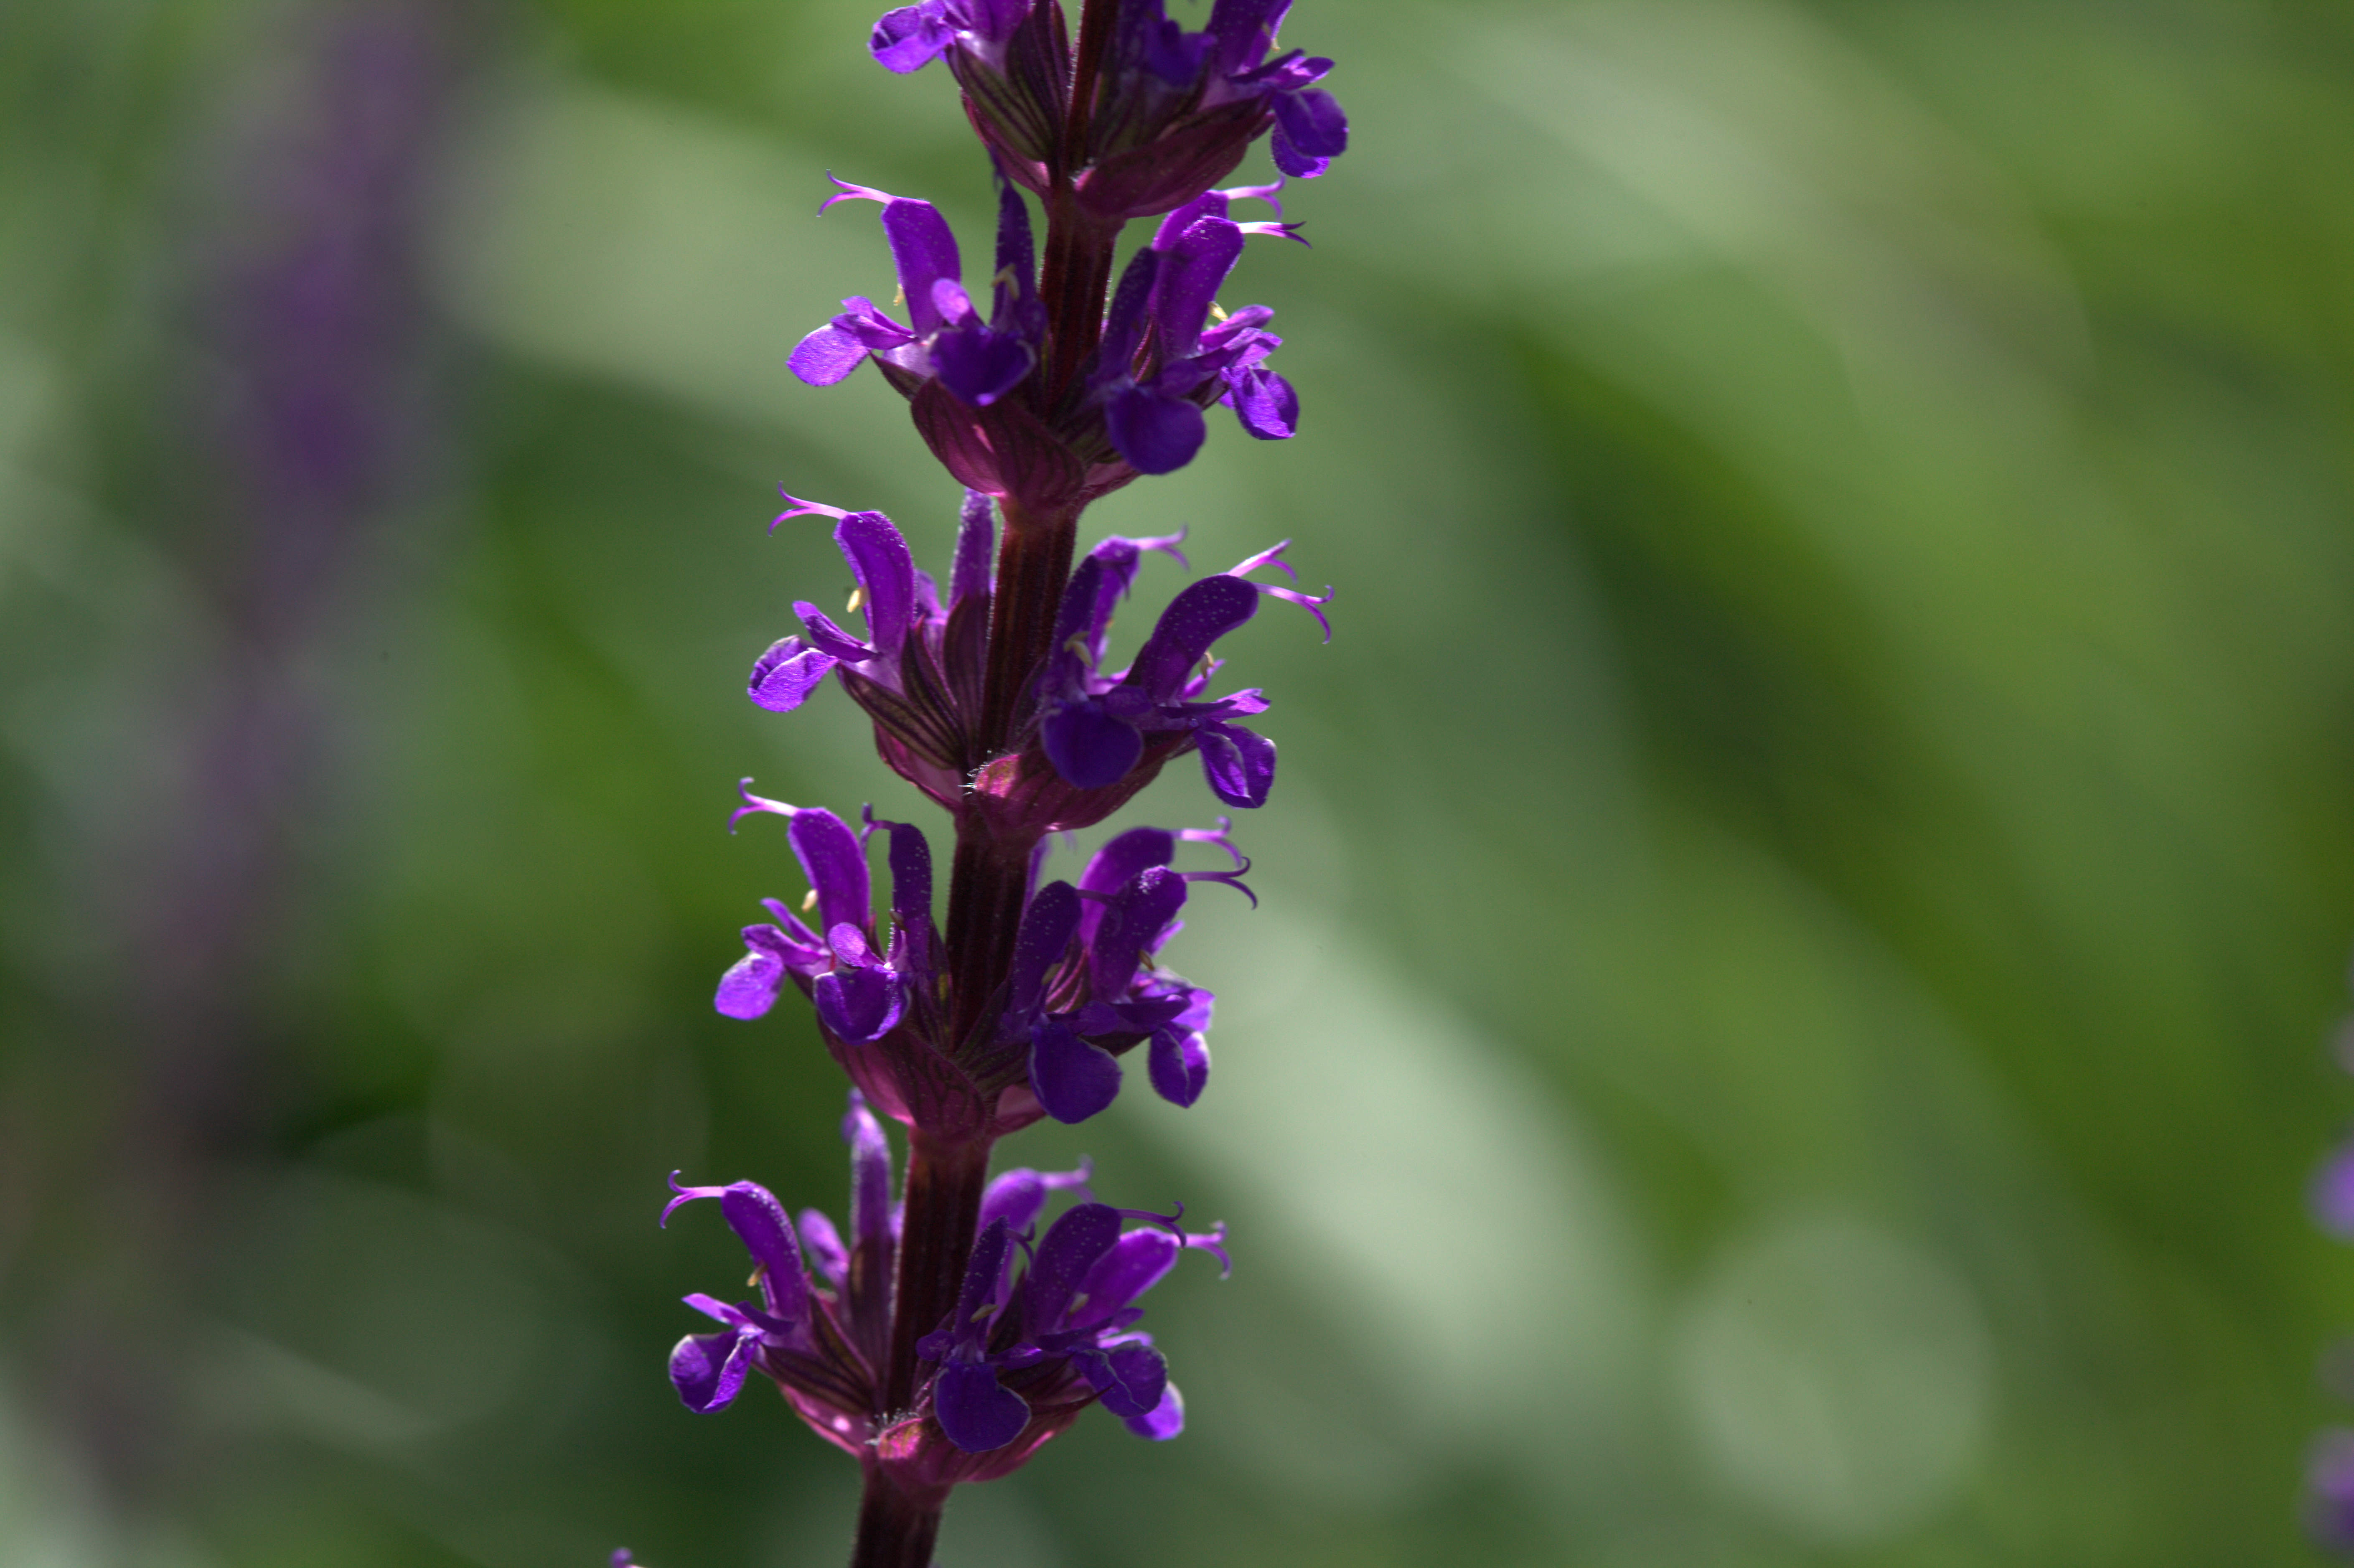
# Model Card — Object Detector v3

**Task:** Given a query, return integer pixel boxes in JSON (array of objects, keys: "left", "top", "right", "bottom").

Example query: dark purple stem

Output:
[{"left": 851, "top": 1464, "right": 948, "bottom": 1568}]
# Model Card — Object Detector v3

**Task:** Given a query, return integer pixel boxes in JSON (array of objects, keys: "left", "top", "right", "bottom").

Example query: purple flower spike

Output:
[
  {"left": 2316, "top": 1139, "right": 2354, "bottom": 1240},
  {"left": 2313, "top": 1429, "right": 2354, "bottom": 1552},
  {"left": 682, "top": 0, "right": 1349, "bottom": 1532}
]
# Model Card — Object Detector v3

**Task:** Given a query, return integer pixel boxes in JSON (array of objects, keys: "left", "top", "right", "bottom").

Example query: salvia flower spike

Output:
[{"left": 641, "top": 1, "right": 1343, "bottom": 1562}]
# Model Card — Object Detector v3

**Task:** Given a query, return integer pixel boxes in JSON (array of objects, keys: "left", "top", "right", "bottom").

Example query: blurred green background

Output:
[{"left": 8, "top": 0, "right": 2354, "bottom": 1564}]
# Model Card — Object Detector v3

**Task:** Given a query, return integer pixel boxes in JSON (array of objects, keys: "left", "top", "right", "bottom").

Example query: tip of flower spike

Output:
[
  {"left": 773, "top": 488, "right": 850, "bottom": 531},
  {"left": 818, "top": 173, "right": 898, "bottom": 214},
  {"left": 729, "top": 778, "right": 800, "bottom": 834}
]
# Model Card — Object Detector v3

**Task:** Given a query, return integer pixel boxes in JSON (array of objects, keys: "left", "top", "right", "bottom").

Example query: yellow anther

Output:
[
  {"left": 1209, "top": 301, "right": 1229, "bottom": 323},
  {"left": 801, "top": 888, "right": 821, "bottom": 914},
  {"left": 847, "top": 586, "right": 867, "bottom": 616}
]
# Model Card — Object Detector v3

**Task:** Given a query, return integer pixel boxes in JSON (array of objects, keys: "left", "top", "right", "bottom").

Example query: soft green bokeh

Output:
[{"left": 6, "top": 1, "right": 2354, "bottom": 1565}]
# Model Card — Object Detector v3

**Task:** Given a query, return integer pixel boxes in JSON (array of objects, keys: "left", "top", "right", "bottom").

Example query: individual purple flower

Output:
[
  {"left": 659, "top": 1092, "right": 924, "bottom": 1454},
  {"left": 994, "top": 822, "right": 1247, "bottom": 1124},
  {"left": 911, "top": 1201, "right": 1228, "bottom": 1454},
  {"left": 712, "top": 789, "right": 937, "bottom": 1050},
  {"left": 748, "top": 490, "right": 995, "bottom": 808},
  {"left": 790, "top": 178, "right": 1041, "bottom": 412},
  {"left": 1085, "top": 186, "right": 1307, "bottom": 474},
  {"left": 1033, "top": 537, "right": 1330, "bottom": 808}
]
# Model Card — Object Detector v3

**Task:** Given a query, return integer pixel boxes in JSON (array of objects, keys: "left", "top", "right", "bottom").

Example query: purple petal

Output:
[
  {"left": 1024, "top": 1202, "right": 1124, "bottom": 1329},
  {"left": 1228, "top": 365, "right": 1298, "bottom": 440},
  {"left": 1151, "top": 217, "right": 1244, "bottom": 352},
  {"left": 836, "top": 511, "right": 918, "bottom": 658},
  {"left": 880, "top": 199, "right": 961, "bottom": 335},
  {"left": 793, "top": 601, "right": 873, "bottom": 662},
  {"left": 1073, "top": 1228, "right": 1180, "bottom": 1322},
  {"left": 1207, "top": 0, "right": 1287, "bottom": 73},
  {"left": 748, "top": 636, "right": 839, "bottom": 712},
  {"left": 715, "top": 1183, "right": 810, "bottom": 1322},
  {"left": 1105, "top": 386, "right": 1208, "bottom": 476},
  {"left": 797, "top": 1207, "right": 848, "bottom": 1286},
  {"left": 935, "top": 1362, "right": 1031, "bottom": 1452},
  {"left": 1005, "top": 882, "right": 1082, "bottom": 1019},
  {"left": 669, "top": 1327, "right": 755, "bottom": 1413},
  {"left": 1090, "top": 866, "right": 1189, "bottom": 999},
  {"left": 951, "top": 489, "right": 995, "bottom": 607},
  {"left": 714, "top": 947, "right": 785, "bottom": 1020},
  {"left": 869, "top": 3, "right": 956, "bottom": 72},
  {"left": 933, "top": 324, "right": 1035, "bottom": 407},
  {"left": 1274, "top": 85, "right": 1348, "bottom": 160},
  {"left": 1196, "top": 720, "right": 1275, "bottom": 808},
  {"left": 845, "top": 1091, "right": 897, "bottom": 1255},
  {"left": 1122, "top": 1380, "right": 1185, "bottom": 1440},
  {"left": 788, "top": 808, "right": 870, "bottom": 936},
  {"left": 1030, "top": 1017, "right": 1123, "bottom": 1125},
  {"left": 989, "top": 181, "right": 1040, "bottom": 332},
  {"left": 1087, "top": 1342, "right": 1169, "bottom": 1420},
  {"left": 1125, "top": 573, "right": 1259, "bottom": 702},
  {"left": 869, "top": 813, "right": 934, "bottom": 932},
  {"left": 952, "top": 1217, "right": 1015, "bottom": 1326},
  {"left": 979, "top": 1159, "right": 1094, "bottom": 1233},
  {"left": 1078, "top": 828, "right": 1179, "bottom": 943},
  {"left": 1042, "top": 699, "right": 1144, "bottom": 790},
  {"left": 1095, "top": 246, "right": 1161, "bottom": 376},
  {"left": 1148, "top": 1027, "right": 1210, "bottom": 1107},
  {"left": 790, "top": 323, "right": 871, "bottom": 386},
  {"left": 814, "top": 963, "right": 903, "bottom": 1043}
]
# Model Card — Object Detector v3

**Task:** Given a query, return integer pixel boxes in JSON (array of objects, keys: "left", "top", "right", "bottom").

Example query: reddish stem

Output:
[
  {"left": 850, "top": 1464, "right": 947, "bottom": 1568},
  {"left": 881, "top": 1131, "right": 995, "bottom": 1415}
]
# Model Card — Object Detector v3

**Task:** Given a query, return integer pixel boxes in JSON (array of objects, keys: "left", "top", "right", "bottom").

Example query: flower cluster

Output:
[
  {"left": 793, "top": 177, "right": 1311, "bottom": 511},
  {"left": 664, "top": 1093, "right": 1222, "bottom": 1490},
  {"left": 714, "top": 790, "right": 1246, "bottom": 1134},
  {"left": 646, "top": 0, "right": 1345, "bottom": 1559},
  {"left": 749, "top": 493, "right": 1327, "bottom": 832}
]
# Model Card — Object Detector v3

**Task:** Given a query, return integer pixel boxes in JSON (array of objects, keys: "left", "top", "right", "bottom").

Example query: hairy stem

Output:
[
  {"left": 978, "top": 498, "right": 1079, "bottom": 757},
  {"left": 881, "top": 1131, "right": 994, "bottom": 1416},
  {"left": 850, "top": 1464, "right": 946, "bottom": 1568}
]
